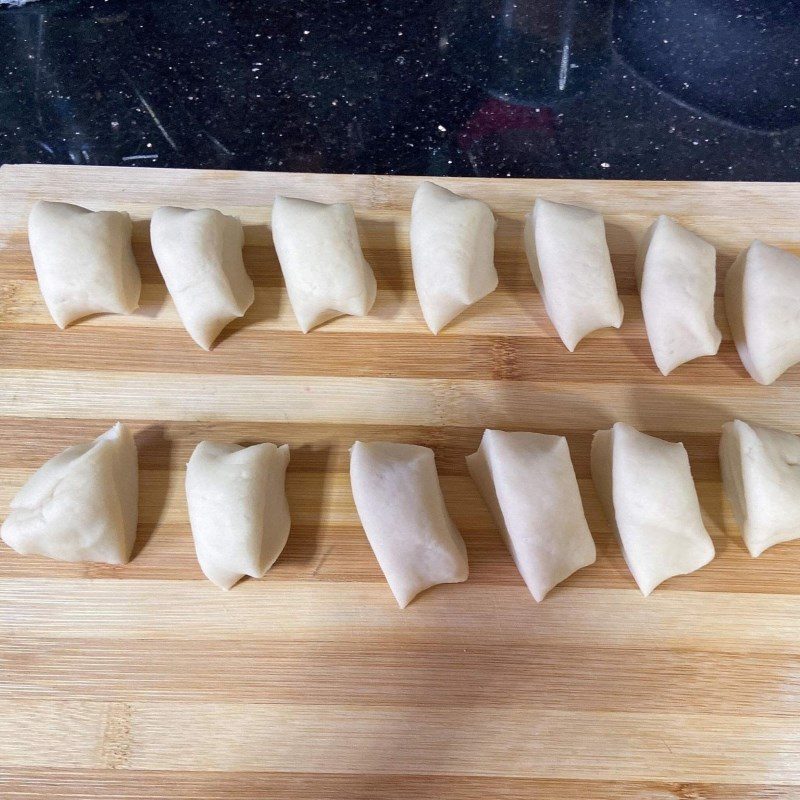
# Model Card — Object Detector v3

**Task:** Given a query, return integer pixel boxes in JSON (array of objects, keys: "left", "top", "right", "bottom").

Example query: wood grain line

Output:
[
  {"left": 1, "top": 581, "right": 800, "bottom": 655},
  {"left": 0, "top": 771, "right": 794, "bottom": 800}
]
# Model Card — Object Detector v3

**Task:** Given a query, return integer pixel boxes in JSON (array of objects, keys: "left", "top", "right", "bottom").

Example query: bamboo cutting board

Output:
[{"left": 1, "top": 164, "right": 800, "bottom": 799}]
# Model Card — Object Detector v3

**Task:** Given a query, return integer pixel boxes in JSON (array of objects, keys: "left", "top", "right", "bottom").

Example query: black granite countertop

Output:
[{"left": 1, "top": 0, "right": 799, "bottom": 180}]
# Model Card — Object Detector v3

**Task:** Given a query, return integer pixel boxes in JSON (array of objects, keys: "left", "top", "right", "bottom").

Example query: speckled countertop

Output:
[{"left": 1, "top": 0, "right": 798, "bottom": 180}]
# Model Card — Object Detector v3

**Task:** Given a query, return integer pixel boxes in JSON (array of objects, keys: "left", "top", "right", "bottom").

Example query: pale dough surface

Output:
[
  {"left": 524, "top": 197, "right": 623, "bottom": 351},
  {"left": 271, "top": 195, "right": 377, "bottom": 333},
  {"left": 1, "top": 422, "right": 138, "bottom": 565},
  {"left": 151, "top": 206, "right": 254, "bottom": 350},
  {"left": 186, "top": 441, "right": 291, "bottom": 590},
  {"left": 591, "top": 422, "right": 714, "bottom": 596},
  {"left": 410, "top": 181, "right": 497, "bottom": 334},
  {"left": 725, "top": 240, "right": 800, "bottom": 385},
  {"left": 720, "top": 420, "right": 800, "bottom": 557},
  {"left": 350, "top": 440, "right": 468, "bottom": 608},
  {"left": 29, "top": 200, "right": 141, "bottom": 328},
  {"left": 635, "top": 215, "right": 721, "bottom": 375},
  {"left": 467, "top": 429, "right": 595, "bottom": 601}
]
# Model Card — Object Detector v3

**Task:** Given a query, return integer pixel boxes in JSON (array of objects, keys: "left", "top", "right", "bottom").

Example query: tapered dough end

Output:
[
  {"left": 188, "top": 313, "right": 243, "bottom": 351},
  {"left": 203, "top": 566, "right": 243, "bottom": 591},
  {"left": 635, "top": 534, "right": 715, "bottom": 597}
]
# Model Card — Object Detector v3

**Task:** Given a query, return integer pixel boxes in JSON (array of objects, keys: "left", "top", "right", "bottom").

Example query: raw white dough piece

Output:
[
  {"left": 635, "top": 215, "right": 722, "bottom": 375},
  {"left": 524, "top": 198, "right": 623, "bottom": 351},
  {"left": 350, "top": 440, "right": 468, "bottom": 607},
  {"left": 151, "top": 206, "right": 254, "bottom": 350},
  {"left": 186, "top": 441, "right": 291, "bottom": 590},
  {"left": 410, "top": 181, "right": 498, "bottom": 333},
  {"left": 466, "top": 429, "right": 596, "bottom": 601},
  {"left": 271, "top": 195, "right": 377, "bottom": 332},
  {"left": 725, "top": 240, "right": 800, "bottom": 385},
  {"left": 720, "top": 420, "right": 800, "bottom": 557},
  {"left": 1, "top": 423, "right": 138, "bottom": 565},
  {"left": 591, "top": 423, "right": 714, "bottom": 596},
  {"left": 28, "top": 200, "right": 141, "bottom": 328}
]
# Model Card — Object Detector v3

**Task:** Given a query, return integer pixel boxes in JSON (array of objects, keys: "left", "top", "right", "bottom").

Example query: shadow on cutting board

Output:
[
  {"left": 270, "top": 441, "right": 332, "bottom": 575},
  {"left": 131, "top": 422, "right": 172, "bottom": 561}
]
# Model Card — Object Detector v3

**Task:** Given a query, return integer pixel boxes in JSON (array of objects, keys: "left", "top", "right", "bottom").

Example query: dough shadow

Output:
[
  {"left": 132, "top": 219, "right": 167, "bottom": 319},
  {"left": 360, "top": 217, "right": 405, "bottom": 323},
  {"left": 214, "top": 223, "right": 285, "bottom": 346},
  {"left": 134, "top": 281, "right": 169, "bottom": 321},
  {"left": 265, "top": 441, "right": 332, "bottom": 574},
  {"left": 131, "top": 423, "right": 173, "bottom": 562}
]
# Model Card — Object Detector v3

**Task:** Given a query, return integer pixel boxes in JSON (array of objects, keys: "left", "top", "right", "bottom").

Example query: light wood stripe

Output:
[
  {"left": 128, "top": 704, "right": 800, "bottom": 782},
  {"left": 3, "top": 638, "right": 799, "bottom": 717},
  {"left": 1, "top": 581, "right": 799, "bottom": 655},
  {"left": 2, "top": 369, "right": 800, "bottom": 430},
  {"left": 0, "top": 698, "right": 793, "bottom": 783},
  {"left": 0, "top": 700, "right": 108, "bottom": 768}
]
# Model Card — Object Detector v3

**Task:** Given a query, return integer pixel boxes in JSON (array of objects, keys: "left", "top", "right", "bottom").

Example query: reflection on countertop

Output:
[{"left": 1, "top": 0, "right": 799, "bottom": 180}]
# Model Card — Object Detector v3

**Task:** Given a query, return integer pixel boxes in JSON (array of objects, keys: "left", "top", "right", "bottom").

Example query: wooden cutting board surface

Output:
[{"left": 1, "top": 164, "right": 800, "bottom": 799}]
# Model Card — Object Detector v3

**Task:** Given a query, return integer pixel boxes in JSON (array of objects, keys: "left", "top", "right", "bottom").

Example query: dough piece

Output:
[
  {"left": 28, "top": 200, "right": 141, "bottom": 328},
  {"left": 1, "top": 423, "right": 138, "bottom": 564},
  {"left": 524, "top": 198, "right": 623, "bottom": 351},
  {"left": 350, "top": 440, "right": 468, "bottom": 607},
  {"left": 725, "top": 240, "right": 800, "bottom": 385},
  {"left": 467, "top": 429, "right": 595, "bottom": 601},
  {"left": 151, "top": 207, "right": 254, "bottom": 349},
  {"left": 410, "top": 181, "right": 498, "bottom": 333},
  {"left": 591, "top": 423, "right": 714, "bottom": 595},
  {"left": 186, "top": 441, "right": 291, "bottom": 590},
  {"left": 636, "top": 215, "right": 722, "bottom": 375},
  {"left": 271, "top": 195, "right": 377, "bottom": 332},
  {"left": 720, "top": 420, "right": 800, "bottom": 557}
]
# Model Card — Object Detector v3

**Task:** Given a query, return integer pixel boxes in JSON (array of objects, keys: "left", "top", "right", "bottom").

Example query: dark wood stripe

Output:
[
  {"left": 0, "top": 418, "right": 725, "bottom": 479},
  {"left": 0, "top": 770, "right": 790, "bottom": 799},
  {"left": 0, "top": 327, "right": 761, "bottom": 384},
  {"left": 1, "top": 522, "right": 798, "bottom": 596}
]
